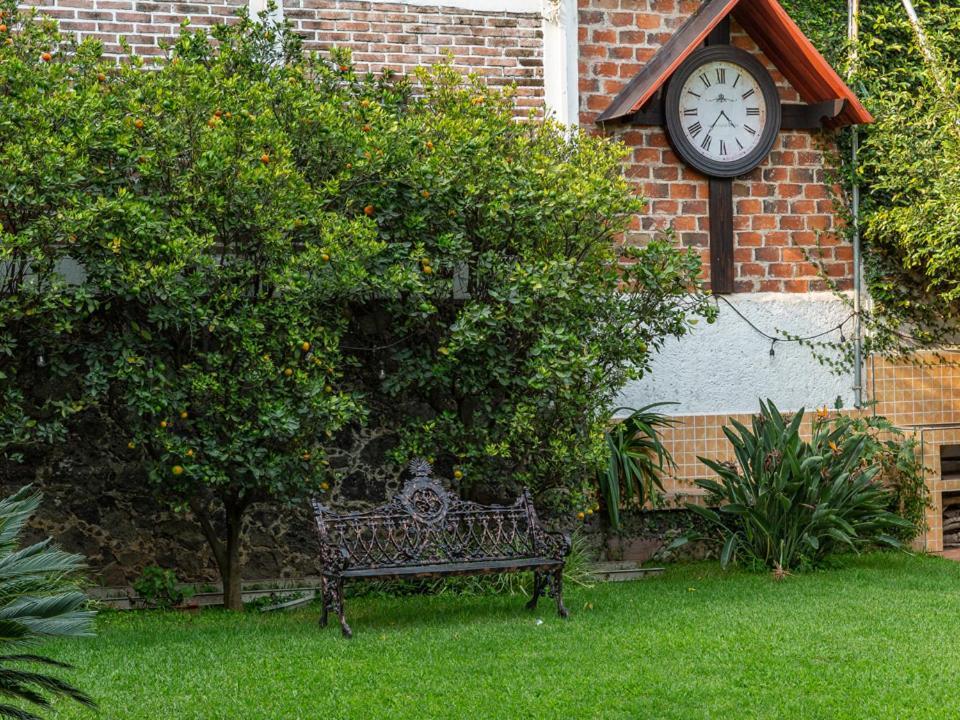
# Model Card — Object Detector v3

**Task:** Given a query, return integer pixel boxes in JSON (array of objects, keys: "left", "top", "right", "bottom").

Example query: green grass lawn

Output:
[{"left": 37, "top": 552, "right": 960, "bottom": 719}]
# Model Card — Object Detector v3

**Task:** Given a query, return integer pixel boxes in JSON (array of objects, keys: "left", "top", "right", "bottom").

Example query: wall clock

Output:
[{"left": 664, "top": 46, "right": 781, "bottom": 178}]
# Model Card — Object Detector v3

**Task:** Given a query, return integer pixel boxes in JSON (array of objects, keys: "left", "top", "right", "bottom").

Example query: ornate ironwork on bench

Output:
[{"left": 311, "top": 459, "right": 571, "bottom": 637}]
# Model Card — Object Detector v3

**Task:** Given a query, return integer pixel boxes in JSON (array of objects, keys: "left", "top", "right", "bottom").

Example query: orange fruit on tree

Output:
[
  {"left": 127, "top": 441, "right": 136, "bottom": 450},
  {"left": 320, "top": 253, "right": 330, "bottom": 263},
  {"left": 421, "top": 190, "right": 430, "bottom": 199},
  {"left": 422, "top": 265, "right": 433, "bottom": 275},
  {"left": 186, "top": 449, "right": 194, "bottom": 457},
  {"left": 301, "top": 341, "right": 311, "bottom": 352},
  {"left": 159, "top": 420, "right": 168, "bottom": 428},
  {"left": 172, "top": 465, "right": 184, "bottom": 476},
  {"left": 180, "top": 411, "right": 188, "bottom": 419},
  {"left": 453, "top": 469, "right": 463, "bottom": 479},
  {"left": 363, "top": 205, "right": 374, "bottom": 217},
  {"left": 284, "top": 368, "right": 293, "bottom": 376},
  {"left": 0, "top": 24, "right": 8, "bottom": 33},
  {"left": 134, "top": 118, "right": 144, "bottom": 129},
  {"left": 97, "top": 72, "right": 106, "bottom": 82},
  {"left": 40, "top": 52, "right": 51, "bottom": 62},
  {"left": 260, "top": 153, "right": 270, "bottom": 164}
]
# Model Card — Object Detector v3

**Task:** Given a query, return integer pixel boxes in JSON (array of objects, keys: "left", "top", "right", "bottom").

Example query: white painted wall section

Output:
[
  {"left": 541, "top": 0, "right": 579, "bottom": 126},
  {"left": 617, "top": 292, "right": 857, "bottom": 416}
]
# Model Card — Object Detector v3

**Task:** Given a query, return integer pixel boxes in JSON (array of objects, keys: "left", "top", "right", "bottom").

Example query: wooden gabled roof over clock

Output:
[
  {"left": 596, "top": 0, "right": 872, "bottom": 127},
  {"left": 594, "top": 0, "right": 872, "bottom": 295}
]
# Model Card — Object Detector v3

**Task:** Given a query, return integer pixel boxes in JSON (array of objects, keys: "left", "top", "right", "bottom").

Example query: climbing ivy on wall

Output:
[{"left": 783, "top": 0, "right": 960, "bottom": 359}]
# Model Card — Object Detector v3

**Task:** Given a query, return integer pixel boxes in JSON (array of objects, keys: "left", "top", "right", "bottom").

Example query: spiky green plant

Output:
[
  {"left": 0, "top": 487, "right": 95, "bottom": 720},
  {"left": 599, "top": 404, "right": 679, "bottom": 529},
  {"left": 677, "top": 400, "right": 911, "bottom": 572}
]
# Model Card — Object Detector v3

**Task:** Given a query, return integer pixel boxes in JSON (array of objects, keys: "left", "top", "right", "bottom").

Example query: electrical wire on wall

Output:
[{"left": 714, "top": 295, "right": 856, "bottom": 359}]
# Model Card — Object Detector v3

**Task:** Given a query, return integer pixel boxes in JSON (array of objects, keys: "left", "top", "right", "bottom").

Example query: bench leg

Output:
[
  {"left": 318, "top": 577, "right": 330, "bottom": 629},
  {"left": 548, "top": 568, "right": 569, "bottom": 619},
  {"left": 526, "top": 570, "right": 545, "bottom": 610},
  {"left": 333, "top": 578, "right": 352, "bottom": 639}
]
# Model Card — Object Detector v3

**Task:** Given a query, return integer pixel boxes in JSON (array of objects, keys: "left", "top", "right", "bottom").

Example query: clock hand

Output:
[{"left": 718, "top": 110, "right": 736, "bottom": 128}]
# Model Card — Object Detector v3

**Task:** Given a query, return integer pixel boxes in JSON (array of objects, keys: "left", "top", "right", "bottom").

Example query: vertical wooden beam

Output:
[
  {"left": 706, "top": 16, "right": 730, "bottom": 46},
  {"left": 706, "top": 18, "right": 734, "bottom": 294},
  {"left": 709, "top": 177, "right": 735, "bottom": 294}
]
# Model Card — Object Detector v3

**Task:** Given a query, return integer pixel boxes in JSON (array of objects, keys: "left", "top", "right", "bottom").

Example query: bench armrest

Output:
[{"left": 540, "top": 529, "right": 571, "bottom": 561}]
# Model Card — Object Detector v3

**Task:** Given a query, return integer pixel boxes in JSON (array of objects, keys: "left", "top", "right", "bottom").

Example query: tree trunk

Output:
[
  {"left": 190, "top": 495, "right": 248, "bottom": 611},
  {"left": 222, "top": 503, "right": 245, "bottom": 611}
]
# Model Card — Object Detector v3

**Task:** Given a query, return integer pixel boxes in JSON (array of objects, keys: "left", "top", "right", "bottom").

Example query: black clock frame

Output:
[{"left": 664, "top": 46, "right": 782, "bottom": 178}]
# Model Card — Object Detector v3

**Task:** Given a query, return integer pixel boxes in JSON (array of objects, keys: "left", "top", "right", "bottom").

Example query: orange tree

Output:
[
  {"left": 0, "top": 7, "right": 405, "bottom": 609},
  {"left": 3, "top": 4, "right": 712, "bottom": 607}
]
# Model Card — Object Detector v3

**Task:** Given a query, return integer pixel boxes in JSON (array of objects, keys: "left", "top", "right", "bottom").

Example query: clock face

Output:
[
  {"left": 664, "top": 47, "right": 781, "bottom": 178},
  {"left": 677, "top": 60, "right": 767, "bottom": 163}
]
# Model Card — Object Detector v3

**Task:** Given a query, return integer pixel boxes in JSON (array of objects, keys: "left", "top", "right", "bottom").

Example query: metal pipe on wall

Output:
[{"left": 848, "top": 0, "right": 864, "bottom": 409}]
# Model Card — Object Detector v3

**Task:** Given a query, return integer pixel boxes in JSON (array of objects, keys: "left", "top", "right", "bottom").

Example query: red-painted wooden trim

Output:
[
  {"left": 596, "top": 0, "right": 741, "bottom": 123},
  {"left": 596, "top": 0, "right": 872, "bottom": 127}
]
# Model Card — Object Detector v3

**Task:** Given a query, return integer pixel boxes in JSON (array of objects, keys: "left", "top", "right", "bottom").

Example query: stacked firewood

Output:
[{"left": 944, "top": 496, "right": 960, "bottom": 548}]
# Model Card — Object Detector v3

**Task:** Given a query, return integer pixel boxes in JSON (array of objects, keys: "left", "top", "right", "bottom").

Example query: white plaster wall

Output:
[{"left": 617, "top": 292, "right": 857, "bottom": 416}]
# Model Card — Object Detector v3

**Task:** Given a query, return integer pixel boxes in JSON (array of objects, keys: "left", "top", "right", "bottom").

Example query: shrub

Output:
[
  {"left": 679, "top": 401, "right": 910, "bottom": 572},
  {"left": 598, "top": 403, "right": 678, "bottom": 529},
  {"left": 0, "top": 487, "right": 95, "bottom": 719},
  {"left": 133, "top": 567, "right": 193, "bottom": 610},
  {"left": 820, "top": 412, "right": 929, "bottom": 542},
  {"left": 335, "top": 65, "right": 715, "bottom": 502}
]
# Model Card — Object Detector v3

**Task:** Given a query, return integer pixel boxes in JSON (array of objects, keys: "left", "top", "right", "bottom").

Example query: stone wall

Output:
[{"left": 0, "top": 413, "right": 410, "bottom": 587}]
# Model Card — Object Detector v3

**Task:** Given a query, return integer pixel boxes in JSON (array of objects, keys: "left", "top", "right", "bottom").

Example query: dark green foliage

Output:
[
  {"left": 0, "top": 0, "right": 713, "bottom": 608},
  {"left": 598, "top": 404, "right": 678, "bottom": 529},
  {"left": 679, "top": 401, "right": 910, "bottom": 571},
  {"left": 0, "top": 488, "right": 94, "bottom": 720},
  {"left": 132, "top": 568, "right": 193, "bottom": 610}
]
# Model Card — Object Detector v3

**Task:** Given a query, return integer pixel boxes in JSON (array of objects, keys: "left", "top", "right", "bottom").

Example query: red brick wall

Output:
[
  {"left": 284, "top": 0, "right": 545, "bottom": 114},
  {"left": 578, "top": 0, "right": 853, "bottom": 293},
  {"left": 22, "top": 0, "right": 246, "bottom": 58}
]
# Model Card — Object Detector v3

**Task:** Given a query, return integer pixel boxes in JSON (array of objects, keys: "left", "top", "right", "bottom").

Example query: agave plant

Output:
[
  {"left": 677, "top": 400, "right": 910, "bottom": 571},
  {"left": 599, "top": 403, "right": 679, "bottom": 528},
  {"left": 0, "top": 487, "right": 95, "bottom": 720}
]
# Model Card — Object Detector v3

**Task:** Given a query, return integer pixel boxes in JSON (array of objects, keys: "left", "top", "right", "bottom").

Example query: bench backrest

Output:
[{"left": 312, "top": 459, "right": 544, "bottom": 571}]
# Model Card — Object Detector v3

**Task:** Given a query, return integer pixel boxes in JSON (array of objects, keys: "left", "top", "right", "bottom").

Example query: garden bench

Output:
[{"left": 311, "top": 459, "right": 570, "bottom": 637}]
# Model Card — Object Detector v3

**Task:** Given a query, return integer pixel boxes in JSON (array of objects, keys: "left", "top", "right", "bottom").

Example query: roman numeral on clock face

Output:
[
  {"left": 741, "top": 88, "right": 755, "bottom": 100},
  {"left": 683, "top": 108, "right": 698, "bottom": 116},
  {"left": 715, "top": 68, "right": 726, "bottom": 84},
  {"left": 700, "top": 134, "right": 712, "bottom": 151},
  {"left": 688, "top": 121, "right": 703, "bottom": 137},
  {"left": 699, "top": 73, "right": 712, "bottom": 87},
  {"left": 746, "top": 107, "right": 760, "bottom": 116},
  {"left": 744, "top": 124, "right": 757, "bottom": 135},
  {"left": 720, "top": 140, "right": 727, "bottom": 156}
]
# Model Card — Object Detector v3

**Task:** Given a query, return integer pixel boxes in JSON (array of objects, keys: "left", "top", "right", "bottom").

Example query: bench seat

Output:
[{"left": 342, "top": 557, "right": 563, "bottom": 579}]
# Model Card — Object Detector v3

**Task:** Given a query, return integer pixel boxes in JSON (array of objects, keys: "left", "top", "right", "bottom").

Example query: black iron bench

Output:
[{"left": 311, "top": 459, "right": 570, "bottom": 637}]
